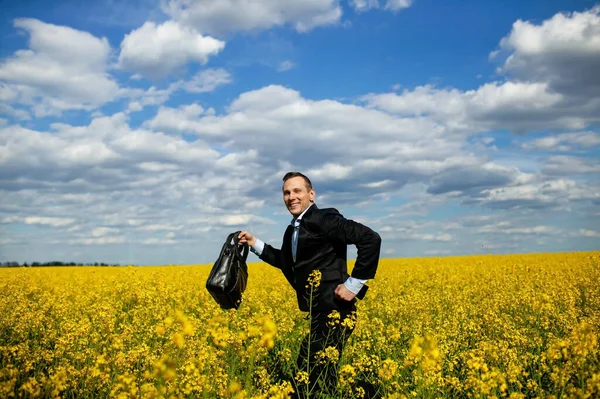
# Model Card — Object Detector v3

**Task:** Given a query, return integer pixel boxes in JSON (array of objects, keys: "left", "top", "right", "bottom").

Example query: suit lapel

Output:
[
  {"left": 283, "top": 224, "right": 293, "bottom": 263},
  {"left": 281, "top": 225, "right": 296, "bottom": 284}
]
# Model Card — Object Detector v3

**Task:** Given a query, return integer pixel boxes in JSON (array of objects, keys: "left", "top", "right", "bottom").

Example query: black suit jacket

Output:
[{"left": 259, "top": 204, "right": 381, "bottom": 312}]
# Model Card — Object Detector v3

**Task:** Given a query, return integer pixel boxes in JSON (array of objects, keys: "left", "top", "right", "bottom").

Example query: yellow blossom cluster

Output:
[{"left": 0, "top": 252, "right": 599, "bottom": 398}]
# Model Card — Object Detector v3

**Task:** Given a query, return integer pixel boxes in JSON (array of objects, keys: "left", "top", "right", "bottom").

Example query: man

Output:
[{"left": 238, "top": 172, "right": 381, "bottom": 398}]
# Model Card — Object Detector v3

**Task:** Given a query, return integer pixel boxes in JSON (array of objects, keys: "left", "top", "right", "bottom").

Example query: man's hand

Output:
[
  {"left": 334, "top": 284, "right": 356, "bottom": 301},
  {"left": 238, "top": 231, "right": 257, "bottom": 247}
]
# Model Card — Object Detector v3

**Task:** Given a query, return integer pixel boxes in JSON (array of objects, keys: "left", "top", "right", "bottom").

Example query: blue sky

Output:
[{"left": 1, "top": 0, "right": 599, "bottom": 265}]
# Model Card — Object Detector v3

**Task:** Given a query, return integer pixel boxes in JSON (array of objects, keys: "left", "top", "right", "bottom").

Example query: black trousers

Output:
[{"left": 294, "top": 308, "right": 356, "bottom": 398}]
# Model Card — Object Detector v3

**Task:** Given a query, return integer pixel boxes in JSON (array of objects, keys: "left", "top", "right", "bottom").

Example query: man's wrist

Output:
[
  {"left": 250, "top": 239, "right": 265, "bottom": 256},
  {"left": 344, "top": 276, "right": 367, "bottom": 295}
]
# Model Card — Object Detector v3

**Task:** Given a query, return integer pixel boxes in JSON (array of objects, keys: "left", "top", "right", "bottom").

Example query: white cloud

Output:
[
  {"left": 522, "top": 131, "right": 600, "bottom": 151},
  {"left": 217, "top": 214, "right": 267, "bottom": 226},
  {"left": 406, "top": 232, "right": 453, "bottom": 242},
  {"left": 350, "top": 0, "right": 413, "bottom": 13},
  {"left": 364, "top": 8, "right": 600, "bottom": 133},
  {"left": 473, "top": 221, "right": 558, "bottom": 236},
  {"left": 495, "top": 7, "right": 600, "bottom": 94},
  {"left": 127, "top": 101, "right": 143, "bottom": 113},
  {"left": 470, "top": 178, "right": 600, "bottom": 210},
  {"left": 469, "top": 81, "right": 562, "bottom": 117},
  {"left": 144, "top": 103, "right": 206, "bottom": 133},
  {"left": 0, "top": 113, "right": 221, "bottom": 195},
  {"left": 141, "top": 238, "right": 177, "bottom": 245},
  {"left": 137, "top": 162, "right": 179, "bottom": 172},
  {"left": 162, "top": 0, "right": 343, "bottom": 36},
  {"left": 503, "top": 226, "right": 558, "bottom": 235},
  {"left": 362, "top": 81, "right": 568, "bottom": 133},
  {"left": 427, "top": 163, "right": 529, "bottom": 195},
  {"left": 119, "top": 20, "right": 225, "bottom": 79},
  {"left": 183, "top": 68, "right": 232, "bottom": 93},
  {"left": 123, "top": 84, "right": 178, "bottom": 109},
  {"left": 578, "top": 229, "right": 600, "bottom": 238},
  {"left": 119, "top": 70, "right": 231, "bottom": 112},
  {"left": 0, "top": 103, "right": 30, "bottom": 120},
  {"left": 0, "top": 19, "right": 119, "bottom": 115},
  {"left": 139, "top": 84, "right": 597, "bottom": 216},
  {"left": 2, "top": 216, "right": 76, "bottom": 227},
  {"left": 91, "top": 227, "right": 120, "bottom": 237},
  {"left": 307, "top": 163, "right": 352, "bottom": 181},
  {"left": 69, "top": 237, "right": 127, "bottom": 245},
  {"left": 185, "top": 85, "right": 454, "bottom": 167},
  {"left": 361, "top": 85, "right": 464, "bottom": 118},
  {"left": 277, "top": 60, "right": 296, "bottom": 72},
  {"left": 385, "top": 0, "right": 412, "bottom": 11},
  {"left": 112, "top": 129, "right": 219, "bottom": 164},
  {"left": 137, "top": 224, "right": 184, "bottom": 232},
  {"left": 542, "top": 155, "right": 600, "bottom": 175}
]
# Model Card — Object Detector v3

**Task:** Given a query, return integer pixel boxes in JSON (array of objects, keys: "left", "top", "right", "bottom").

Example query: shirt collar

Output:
[{"left": 291, "top": 203, "right": 313, "bottom": 227}]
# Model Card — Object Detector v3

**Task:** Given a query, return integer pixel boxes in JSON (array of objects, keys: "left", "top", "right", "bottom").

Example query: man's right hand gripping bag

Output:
[{"left": 206, "top": 231, "right": 249, "bottom": 310}]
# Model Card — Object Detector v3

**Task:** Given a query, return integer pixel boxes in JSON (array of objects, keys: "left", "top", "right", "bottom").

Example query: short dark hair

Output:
[{"left": 282, "top": 172, "right": 313, "bottom": 191}]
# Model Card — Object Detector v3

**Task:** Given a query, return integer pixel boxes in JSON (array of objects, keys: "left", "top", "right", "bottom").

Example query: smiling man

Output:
[{"left": 238, "top": 171, "right": 382, "bottom": 398}]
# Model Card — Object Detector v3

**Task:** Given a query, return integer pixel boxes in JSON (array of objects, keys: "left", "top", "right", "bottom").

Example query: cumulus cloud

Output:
[
  {"left": 142, "top": 84, "right": 489, "bottom": 205},
  {"left": 162, "top": 0, "right": 343, "bottom": 36},
  {"left": 494, "top": 7, "right": 600, "bottom": 97},
  {"left": 0, "top": 108, "right": 281, "bottom": 263},
  {"left": 0, "top": 19, "right": 119, "bottom": 115},
  {"left": 119, "top": 20, "right": 225, "bottom": 79},
  {"left": 365, "top": 8, "right": 600, "bottom": 133},
  {"left": 141, "top": 84, "right": 598, "bottom": 215},
  {"left": 362, "top": 81, "right": 576, "bottom": 133},
  {"left": 0, "top": 113, "right": 220, "bottom": 192}
]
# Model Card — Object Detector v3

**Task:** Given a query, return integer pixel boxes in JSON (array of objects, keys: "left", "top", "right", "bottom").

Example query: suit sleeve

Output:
[
  {"left": 259, "top": 244, "right": 284, "bottom": 271},
  {"left": 320, "top": 210, "right": 382, "bottom": 280}
]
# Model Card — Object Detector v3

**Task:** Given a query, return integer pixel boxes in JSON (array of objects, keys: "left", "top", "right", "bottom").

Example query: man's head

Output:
[{"left": 282, "top": 172, "right": 315, "bottom": 217}]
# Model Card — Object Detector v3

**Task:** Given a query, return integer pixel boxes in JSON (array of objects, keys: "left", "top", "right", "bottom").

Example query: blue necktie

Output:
[{"left": 292, "top": 223, "right": 299, "bottom": 262}]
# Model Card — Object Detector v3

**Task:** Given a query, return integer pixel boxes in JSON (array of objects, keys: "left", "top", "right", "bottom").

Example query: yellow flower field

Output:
[{"left": 1, "top": 252, "right": 599, "bottom": 398}]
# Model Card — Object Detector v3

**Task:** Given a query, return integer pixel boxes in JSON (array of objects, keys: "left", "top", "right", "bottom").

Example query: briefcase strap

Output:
[{"left": 230, "top": 231, "right": 249, "bottom": 263}]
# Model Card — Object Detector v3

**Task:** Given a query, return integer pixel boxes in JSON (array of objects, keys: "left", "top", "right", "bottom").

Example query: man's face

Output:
[{"left": 283, "top": 176, "right": 315, "bottom": 217}]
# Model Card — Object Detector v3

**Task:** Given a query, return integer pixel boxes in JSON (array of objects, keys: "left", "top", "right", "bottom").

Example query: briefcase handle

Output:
[{"left": 230, "top": 231, "right": 249, "bottom": 263}]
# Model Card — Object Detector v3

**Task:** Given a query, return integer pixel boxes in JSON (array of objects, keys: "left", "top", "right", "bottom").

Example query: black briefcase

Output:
[{"left": 206, "top": 231, "right": 249, "bottom": 310}]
